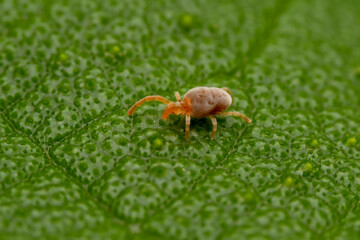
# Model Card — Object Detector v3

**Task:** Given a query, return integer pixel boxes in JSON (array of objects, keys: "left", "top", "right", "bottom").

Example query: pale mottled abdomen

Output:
[{"left": 184, "top": 87, "right": 232, "bottom": 117}]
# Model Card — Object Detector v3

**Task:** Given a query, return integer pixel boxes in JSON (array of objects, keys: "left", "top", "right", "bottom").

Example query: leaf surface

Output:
[{"left": 1, "top": 0, "right": 360, "bottom": 239}]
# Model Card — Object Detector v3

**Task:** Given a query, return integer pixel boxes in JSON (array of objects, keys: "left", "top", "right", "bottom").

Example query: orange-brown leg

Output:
[
  {"left": 175, "top": 92, "right": 181, "bottom": 102},
  {"left": 161, "top": 103, "right": 177, "bottom": 120},
  {"left": 210, "top": 116, "right": 217, "bottom": 139},
  {"left": 128, "top": 96, "right": 172, "bottom": 115},
  {"left": 185, "top": 114, "right": 191, "bottom": 140},
  {"left": 217, "top": 111, "right": 252, "bottom": 123}
]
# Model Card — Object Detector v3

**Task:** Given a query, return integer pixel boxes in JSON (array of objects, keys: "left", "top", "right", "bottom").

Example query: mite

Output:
[{"left": 128, "top": 87, "right": 252, "bottom": 140}]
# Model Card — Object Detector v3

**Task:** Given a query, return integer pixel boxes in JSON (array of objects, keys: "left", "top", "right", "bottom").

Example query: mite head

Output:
[{"left": 162, "top": 98, "right": 191, "bottom": 120}]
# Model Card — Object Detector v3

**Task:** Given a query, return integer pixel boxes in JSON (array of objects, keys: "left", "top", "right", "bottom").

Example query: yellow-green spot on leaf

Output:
[
  {"left": 346, "top": 137, "right": 357, "bottom": 146},
  {"left": 180, "top": 14, "right": 194, "bottom": 30},
  {"left": 59, "top": 53, "right": 69, "bottom": 62},
  {"left": 284, "top": 177, "right": 294, "bottom": 187},
  {"left": 153, "top": 138, "right": 163, "bottom": 149},
  {"left": 311, "top": 139, "right": 319, "bottom": 147},
  {"left": 111, "top": 46, "right": 120, "bottom": 54},
  {"left": 149, "top": 134, "right": 164, "bottom": 150},
  {"left": 243, "top": 191, "right": 255, "bottom": 203},
  {"left": 304, "top": 163, "right": 313, "bottom": 171}
]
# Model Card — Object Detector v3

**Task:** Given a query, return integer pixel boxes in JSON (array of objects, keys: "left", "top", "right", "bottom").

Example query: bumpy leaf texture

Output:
[{"left": 1, "top": 0, "right": 360, "bottom": 239}]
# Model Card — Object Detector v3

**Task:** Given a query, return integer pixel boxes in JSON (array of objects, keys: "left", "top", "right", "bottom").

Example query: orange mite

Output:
[{"left": 128, "top": 87, "right": 252, "bottom": 140}]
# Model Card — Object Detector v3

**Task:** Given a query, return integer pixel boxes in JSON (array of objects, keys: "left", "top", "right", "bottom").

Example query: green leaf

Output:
[{"left": 1, "top": 0, "right": 360, "bottom": 239}]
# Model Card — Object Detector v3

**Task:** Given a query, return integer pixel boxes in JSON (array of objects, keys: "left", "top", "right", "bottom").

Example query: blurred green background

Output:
[{"left": 1, "top": 0, "right": 360, "bottom": 239}]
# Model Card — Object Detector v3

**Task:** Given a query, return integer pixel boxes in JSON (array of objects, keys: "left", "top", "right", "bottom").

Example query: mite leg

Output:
[
  {"left": 217, "top": 111, "right": 252, "bottom": 123},
  {"left": 128, "top": 96, "right": 172, "bottom": 115},
  {"left": 185, "top": 114, "right": 191, "bottom": 140},
  {"left": 210, "top": 116, "right": 217, "bottom": 139},
  {"left": 175, "top": 92, "right": 181, "bottom": 102}
]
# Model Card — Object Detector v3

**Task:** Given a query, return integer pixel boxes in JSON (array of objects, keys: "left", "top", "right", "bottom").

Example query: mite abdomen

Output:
[{"left": 184, "top": 87, "right": 232, "bottom": 117}]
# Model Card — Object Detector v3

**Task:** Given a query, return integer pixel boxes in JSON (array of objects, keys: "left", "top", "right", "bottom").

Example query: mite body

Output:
[
  {"left": 184, "top": 87, "right": 232, "bottom": 117},
  {"left": 128, "top": 87, "right": 251, "bottom": 140}
]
